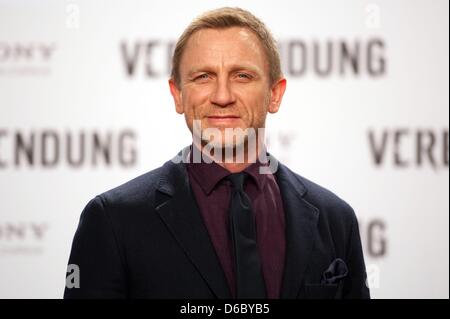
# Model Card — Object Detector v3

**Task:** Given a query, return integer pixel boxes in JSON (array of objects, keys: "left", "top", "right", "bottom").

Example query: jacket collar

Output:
[{"left": 273, "top": 158, "right": 320, "bottom": 298}]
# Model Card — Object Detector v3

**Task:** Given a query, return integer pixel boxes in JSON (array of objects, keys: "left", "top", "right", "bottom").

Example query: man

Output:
[{"left": 64, "top": 7, "right": 370, "bottom": 299}]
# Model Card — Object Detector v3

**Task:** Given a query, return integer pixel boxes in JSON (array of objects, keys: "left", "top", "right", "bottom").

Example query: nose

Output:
[{"left": 210, "top": 76, "right": 236, "bottom": 107}]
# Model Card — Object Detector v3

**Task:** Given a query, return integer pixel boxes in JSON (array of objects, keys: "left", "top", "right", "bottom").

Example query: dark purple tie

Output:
[{"left": 227, "top": 172, "right": 266, "bottom": 298}]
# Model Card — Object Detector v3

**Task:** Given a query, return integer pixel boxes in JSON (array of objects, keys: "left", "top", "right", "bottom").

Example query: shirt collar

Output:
[{"left": 185, "top": 144, "right": 269, "bottom": 195}]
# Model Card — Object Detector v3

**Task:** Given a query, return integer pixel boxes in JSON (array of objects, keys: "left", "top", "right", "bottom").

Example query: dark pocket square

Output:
[{"left": 320, "top": 258, "right": 348, "bottom": 285}]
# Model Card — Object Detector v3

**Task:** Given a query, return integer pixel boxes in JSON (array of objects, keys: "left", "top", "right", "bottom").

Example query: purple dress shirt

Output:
[{"left": 185, "top": 148, "right": 286, "bottom": 298}]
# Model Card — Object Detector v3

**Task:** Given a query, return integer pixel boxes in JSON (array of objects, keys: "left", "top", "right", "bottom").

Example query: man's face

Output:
[{"left": 169, "top": 26, "right": 286, "bottom": 149}]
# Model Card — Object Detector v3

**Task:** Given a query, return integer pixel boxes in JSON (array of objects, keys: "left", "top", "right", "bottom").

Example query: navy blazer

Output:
[{"left": 64, "top": 147, "right": 370, "bottom": 299}]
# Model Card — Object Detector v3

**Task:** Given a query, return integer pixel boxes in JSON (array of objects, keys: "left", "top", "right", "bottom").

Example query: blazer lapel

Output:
[
  {"left": 275, "top": 161, "right": 320, "bottom": 298},
  {"left": 155, "top": 149, "right": 232, "bottom": 298}
]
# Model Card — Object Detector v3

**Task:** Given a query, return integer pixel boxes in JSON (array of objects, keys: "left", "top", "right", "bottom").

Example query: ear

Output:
[
  {"left": 268, "top": 77, "right": 287, "bottom": 114},
  {"left": 169, "top": 78, "right": 184, "bottom": 114}
]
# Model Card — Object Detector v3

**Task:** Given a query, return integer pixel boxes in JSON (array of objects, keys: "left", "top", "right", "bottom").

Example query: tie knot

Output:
[{"left": 227, "top": 172, "right": 247, "bottom": 191}]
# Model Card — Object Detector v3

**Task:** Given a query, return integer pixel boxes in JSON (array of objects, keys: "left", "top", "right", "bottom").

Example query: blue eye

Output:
[
  {"left": 196, "top": 74, "right": 209, "bottom": 80},
  {"left": 237, "top": 73, "right": 251, "bottom": 79}
]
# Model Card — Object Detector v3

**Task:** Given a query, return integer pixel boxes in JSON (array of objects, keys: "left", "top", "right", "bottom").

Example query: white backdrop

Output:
[{"left": 0, "top": 0, "right": 448, "bottom": 299}]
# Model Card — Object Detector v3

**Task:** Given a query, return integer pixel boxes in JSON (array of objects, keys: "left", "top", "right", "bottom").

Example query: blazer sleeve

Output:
[
  {"left": 64, "top": 196, "right": 127, "bottom": 298},
  {"left": 342, "top": 211, "right": 371, "bottom": 299}
]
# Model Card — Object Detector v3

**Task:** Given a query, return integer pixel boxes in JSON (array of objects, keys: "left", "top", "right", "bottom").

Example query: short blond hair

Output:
[{"left": 170, "top": 7, "right": 283, "bottom": 87}]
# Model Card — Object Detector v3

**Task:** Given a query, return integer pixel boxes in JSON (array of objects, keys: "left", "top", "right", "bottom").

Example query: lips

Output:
[
  {"left": 206, "top": 115, "right": 241, "bottom": 125},
  {"left": 207, "top": 115, "right": 240, "bottom": 119}
]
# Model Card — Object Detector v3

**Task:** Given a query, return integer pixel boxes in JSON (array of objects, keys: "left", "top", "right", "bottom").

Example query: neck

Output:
[{"left": 218, "top": 160, "right": 253, "bottom": 174}]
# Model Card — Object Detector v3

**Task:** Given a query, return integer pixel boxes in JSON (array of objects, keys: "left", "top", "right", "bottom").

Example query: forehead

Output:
[{"left": 180, "top": 27, "right": 268, "bottom": 73}]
